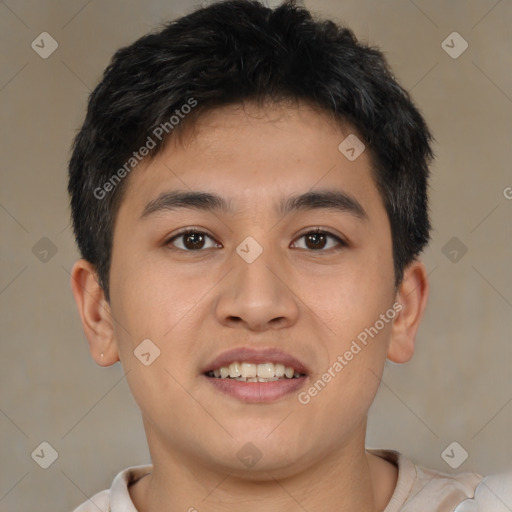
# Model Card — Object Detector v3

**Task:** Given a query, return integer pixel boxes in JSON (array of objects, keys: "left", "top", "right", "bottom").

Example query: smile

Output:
[
  {"left": 203, "top": 347, "right": 309, "bottom": 402},
  {"left": 206, "top": 361, "right": 304, "bottom": 382}
]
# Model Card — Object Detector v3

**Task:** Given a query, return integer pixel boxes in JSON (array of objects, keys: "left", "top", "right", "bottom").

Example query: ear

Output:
[
  {"left": 70, "top": 259, "right": 120, "bottom": 366},
  {"left": 387, "top": 260, "right": 429, "bottom": 364}
]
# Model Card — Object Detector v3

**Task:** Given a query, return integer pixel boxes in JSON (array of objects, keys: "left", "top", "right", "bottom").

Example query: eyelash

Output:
[{"left": 164, "top": 228, "right": 347, "bottom": 253}]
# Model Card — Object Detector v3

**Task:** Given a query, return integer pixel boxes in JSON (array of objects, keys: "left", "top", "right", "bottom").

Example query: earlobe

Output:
[
  {"left": 387, "top": 260, "right": 429, "bottom": 364},
  {"left": 70, "top": 259, "right": 120, "bottom": 366}
]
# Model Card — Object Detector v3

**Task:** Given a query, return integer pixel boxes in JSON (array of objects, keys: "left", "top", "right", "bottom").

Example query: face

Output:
[{"left": 107, "top": 101, "right": 398, "bottom": 477}]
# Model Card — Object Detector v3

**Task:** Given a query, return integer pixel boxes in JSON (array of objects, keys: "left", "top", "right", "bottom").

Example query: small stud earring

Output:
[{"left": 100, "top": 353, "right": 104, "bottom": 358}]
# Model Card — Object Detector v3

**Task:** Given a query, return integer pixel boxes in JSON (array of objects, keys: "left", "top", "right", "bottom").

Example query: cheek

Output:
[
  {"left": 108, "top": 262, "right": 196, "bottom": 425},
  {"left": 108, "top": 253, "right": 212, "bottom": 400},
  {"left": 297, "top": 257, "right": 395, "bottom": 415},
  {"left": 110, "top": 251, "right": 197, "bottom": 339},
  {"left": 297, "top": 318, "right": 393, "bottom": 447},
  {"left": 305, "top": 257, "right": 395, "bottom": 342}
]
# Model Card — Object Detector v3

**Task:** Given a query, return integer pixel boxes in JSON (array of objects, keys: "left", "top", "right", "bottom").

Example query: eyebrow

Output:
[{"left": 140, "top": 189, "right": 368, "bottom": 220}]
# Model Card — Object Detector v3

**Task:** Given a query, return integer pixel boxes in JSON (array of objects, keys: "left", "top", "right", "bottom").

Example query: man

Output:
[{"left": 68, "top": 1, "right": 511, "bottom": 510}]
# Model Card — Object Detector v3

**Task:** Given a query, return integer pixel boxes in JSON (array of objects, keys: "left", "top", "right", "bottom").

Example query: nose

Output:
[{"left": 214, "top": 245, "right": 300, "bottom": 332}]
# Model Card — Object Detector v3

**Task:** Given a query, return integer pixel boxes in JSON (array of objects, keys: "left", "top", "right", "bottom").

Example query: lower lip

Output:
[{"left": 205, "top": 376, "right": 307, "bottom": 403}]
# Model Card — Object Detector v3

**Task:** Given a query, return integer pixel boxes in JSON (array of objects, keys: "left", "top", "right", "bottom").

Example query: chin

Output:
[{"left": 206, "top": 430, "right": 315, "bottom": 478}]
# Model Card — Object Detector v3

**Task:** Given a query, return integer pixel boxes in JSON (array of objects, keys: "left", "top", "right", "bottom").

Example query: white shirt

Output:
[{"left": 72, "top": 449, "right": 512, "bottom": 511}]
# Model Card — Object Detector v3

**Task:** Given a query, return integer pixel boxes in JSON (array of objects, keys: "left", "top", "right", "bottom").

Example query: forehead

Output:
[{"left": 119, "top": 101, "right": 383, "bottom": 218}]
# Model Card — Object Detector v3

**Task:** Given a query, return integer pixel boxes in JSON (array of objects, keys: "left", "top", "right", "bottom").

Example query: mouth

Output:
[
  {"left": 206, "top": 362, "right": 304, "bottom": 382},
  {"left": 202, "top": 348, "right": 309, "bottom": 403}
]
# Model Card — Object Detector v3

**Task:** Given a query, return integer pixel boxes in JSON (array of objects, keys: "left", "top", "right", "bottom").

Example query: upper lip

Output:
[{"left": 203, "top": 347, "right": 309, "bottom": 375}]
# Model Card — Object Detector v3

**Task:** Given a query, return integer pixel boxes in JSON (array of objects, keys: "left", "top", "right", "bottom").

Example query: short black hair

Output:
[{"left": 68, "top": 0, "right": 433, "bottom": 301}]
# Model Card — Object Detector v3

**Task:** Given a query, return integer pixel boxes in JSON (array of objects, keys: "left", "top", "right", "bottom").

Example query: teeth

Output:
[
  {"left": 229, "top": 362, "right": 241, "bottom": 378},
  {"left": 207, "top": 361, "right": 303, "bottom": 381},
  {"left": 240, "top": 363, "right": 257, "bottom": 378},
  {"left": 257, "top": 363, "right": 274, "bottom": 378}
]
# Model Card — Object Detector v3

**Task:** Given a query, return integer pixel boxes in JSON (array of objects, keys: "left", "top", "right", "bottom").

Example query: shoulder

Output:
[
  {"left": 370, "top": 449, "right": 512, "bottom": 511},
  {"left": 71, "top": 464, "right": 153, "bottom": 512},
  {"left": 369, "top": 449, "right": 484, "bottom": 511},
  {"left": 470, "top": 470, "right": 512, "bottom": 511}
]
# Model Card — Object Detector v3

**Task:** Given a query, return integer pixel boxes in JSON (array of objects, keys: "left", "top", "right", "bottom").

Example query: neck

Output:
[{"left": 130, "top": 422, "right": 396, "bottom": 512}]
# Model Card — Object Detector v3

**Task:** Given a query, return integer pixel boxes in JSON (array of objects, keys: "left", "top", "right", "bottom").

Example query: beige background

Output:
[{"left": 1, "top": 0, "right": 511, "bottom": 510}]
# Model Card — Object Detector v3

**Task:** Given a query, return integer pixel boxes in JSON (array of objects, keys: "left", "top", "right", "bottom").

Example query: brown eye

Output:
[
  {"left": 167, "top": 230, "right": 219, "bottom": 251},
  {"left": 292, "top": 230, "right": 346, "bottom": 251},
  {"left": 305, "top": 232, "right": 328, "bottom": 250},
  {"left": 182, "top": 232, "right": 206, "bottom": 250}
]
